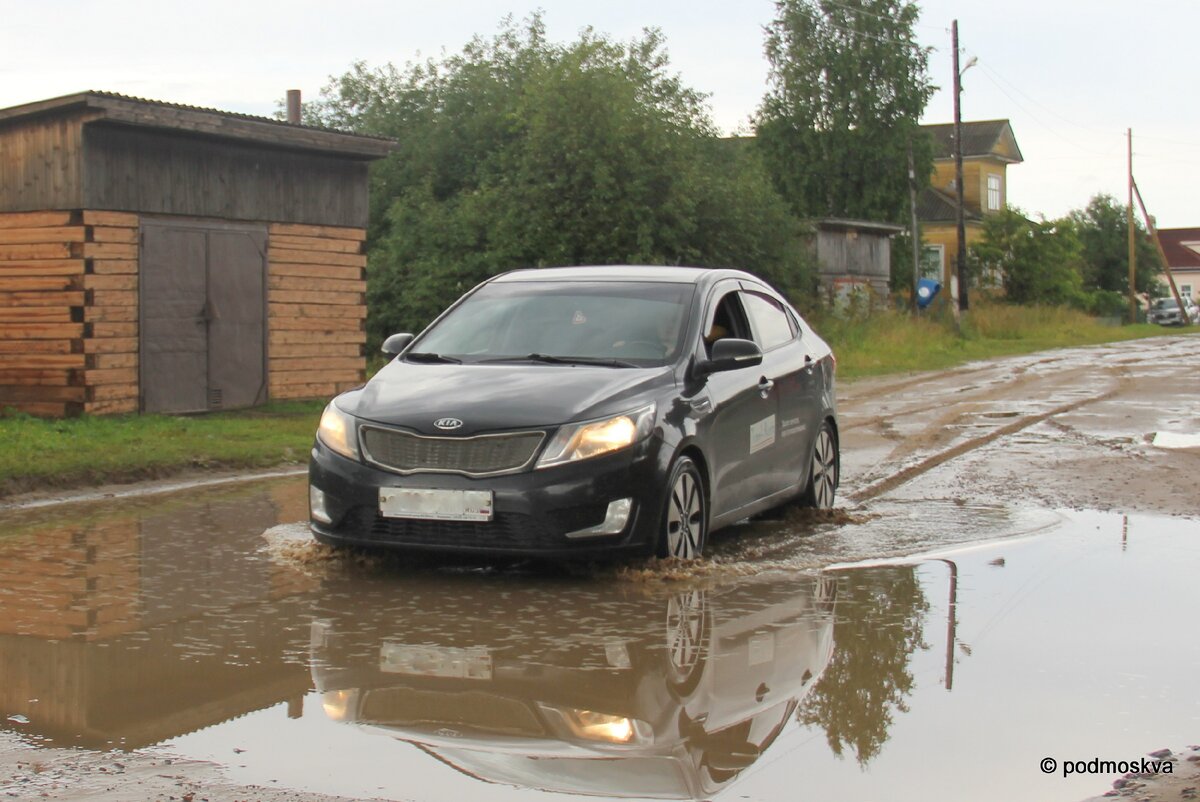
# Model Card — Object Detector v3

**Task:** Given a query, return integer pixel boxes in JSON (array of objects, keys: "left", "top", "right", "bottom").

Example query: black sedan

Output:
[{"left": 308, "top": 265, "right": 838, "bottom": 560}]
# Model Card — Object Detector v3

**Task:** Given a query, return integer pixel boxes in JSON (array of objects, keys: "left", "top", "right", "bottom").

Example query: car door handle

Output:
[
  {"left": 758, "top": 377, "right": 774, "bottom": 398},
  {"left": 803, "top": 355, "right": 815, "bottom": 373}
]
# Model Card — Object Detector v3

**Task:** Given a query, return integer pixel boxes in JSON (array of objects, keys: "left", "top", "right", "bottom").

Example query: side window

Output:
[
  {"left": 742, "top": 292, "right": 794, "bottom": 351},
  {"left": 703, "top": 291, "right": 751, "bottom": 357}
]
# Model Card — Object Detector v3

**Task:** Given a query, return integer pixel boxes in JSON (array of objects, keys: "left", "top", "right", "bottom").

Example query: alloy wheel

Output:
[
  {"left": 666, "top": 467, "right": 704, "bottom": 559},
  {"left": 810, "top": 427, "right": 838, "bottom": 509}
]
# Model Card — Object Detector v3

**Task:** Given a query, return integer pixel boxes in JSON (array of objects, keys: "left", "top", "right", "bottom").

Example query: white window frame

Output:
[
  {"left": 987, "top": 173, "right": 1003, "bottom": 211},
  {"left": 1181, "top": 284, "right": 1193, "bottom": 299},
  {"left": 920, "top": 245, "right": 944, "bottom": 281}
]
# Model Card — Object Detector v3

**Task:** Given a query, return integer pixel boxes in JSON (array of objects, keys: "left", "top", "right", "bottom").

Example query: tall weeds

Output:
[{"left": 809, "top": 302, "right": 1168, "bottom": 379}]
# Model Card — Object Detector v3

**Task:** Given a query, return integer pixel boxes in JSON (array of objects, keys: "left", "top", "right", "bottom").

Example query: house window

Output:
[
  {"left": 987, "top": 174, "right": 1002, "bottom": 211},
  {"left": 1182, "top": 284, "right": 1193, "bottom": 299},
  {"left": 920, "top": 245, "right": 944, "bottom": 281}
]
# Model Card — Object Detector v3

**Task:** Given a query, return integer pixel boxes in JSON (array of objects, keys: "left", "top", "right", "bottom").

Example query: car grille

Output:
[
  {"left": 360, "top": 426, "right": 545, "bottom": 477},
  {"left": 339, "top": 506, "right": 607, "bottom": 551}
]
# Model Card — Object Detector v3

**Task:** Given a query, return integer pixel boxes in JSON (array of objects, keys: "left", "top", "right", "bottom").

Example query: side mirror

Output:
[
  {"left": 695, "top": 338, "right": 763, "bottom": 377},
  {"left": 380, "top": 332, "right": 415, "bottom": 357}
]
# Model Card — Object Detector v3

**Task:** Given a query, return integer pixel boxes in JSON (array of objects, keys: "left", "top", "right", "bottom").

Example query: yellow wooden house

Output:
[{"left": 917, "top": 120, "right": 1023, "bottom": 296}]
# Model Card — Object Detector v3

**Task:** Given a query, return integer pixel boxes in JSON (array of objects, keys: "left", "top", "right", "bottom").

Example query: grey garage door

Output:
[{"left": 140, "top": 219, "right": 267, "bottom": 414}]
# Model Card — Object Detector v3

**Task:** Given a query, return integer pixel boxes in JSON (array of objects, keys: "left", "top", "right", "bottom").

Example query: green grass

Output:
[
  {"left": 814, "top": 303, "right": 1178, "bottom": 379},
  {"left": 0, "top": 400, "right": 325, "bottom": 496}
]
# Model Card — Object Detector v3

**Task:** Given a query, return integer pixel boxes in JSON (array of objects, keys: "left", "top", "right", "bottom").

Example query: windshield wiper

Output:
[
  {"left": 404, "top": 351, "right": 462, "bottom": 364},
  {"left": 481, "top": 353, "right": 638, "bottom": 368}
]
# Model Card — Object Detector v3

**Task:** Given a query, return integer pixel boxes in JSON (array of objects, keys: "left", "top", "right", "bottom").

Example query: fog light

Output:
[
  {"left": 310, "top": 485, "right": 332, "bottom": 525},
  {"left": 567, "top": 498, "right": 633, "bottom": 538}
]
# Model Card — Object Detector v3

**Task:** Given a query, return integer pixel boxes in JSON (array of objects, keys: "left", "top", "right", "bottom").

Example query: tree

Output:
[
  {"left": 304, "top": 15, "right": 815, "bottom": 342},
  {"left": 1069, "top": 194, "right": 1163, "bottom": 297},
  {"left": 970, "top": 208, "right": 1086, "bottom": 307},
  {"left": 755, "top": 0, "right": 935, "bottom": 224},
  {"left": 798, "top": 566, "right": 929, "bottom": 765}
]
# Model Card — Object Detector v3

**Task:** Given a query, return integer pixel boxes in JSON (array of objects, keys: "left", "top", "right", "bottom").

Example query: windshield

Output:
[
  {"left": 1154, "top": 299, "right": 1179, "bottom": 310},
  {"left": 413, "top": 280, "right": 696, "bottom": 366}
]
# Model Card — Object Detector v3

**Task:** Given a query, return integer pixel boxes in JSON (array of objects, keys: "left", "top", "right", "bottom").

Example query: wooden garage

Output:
[{"left": 0, "top": 91, "right": 395, "bottom": 416}]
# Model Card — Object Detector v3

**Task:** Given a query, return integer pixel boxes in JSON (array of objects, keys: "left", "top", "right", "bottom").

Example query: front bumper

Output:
[
  {"left": 308, "top": 436, "right": 669, "bottom": 558},
  {"left": 1150, "top": 315, "right": 1182, "bottom": 325}
]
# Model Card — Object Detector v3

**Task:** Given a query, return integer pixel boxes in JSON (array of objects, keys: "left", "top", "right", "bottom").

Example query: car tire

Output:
[
  {"left": 664, "top": 588, "right": 708, "bottom": 696},
  {"left": 800, "top": 420, "right": 839, "bottom": 509},
  {"left": 657, "top": 456, "right": 707, "bottom": 559}
]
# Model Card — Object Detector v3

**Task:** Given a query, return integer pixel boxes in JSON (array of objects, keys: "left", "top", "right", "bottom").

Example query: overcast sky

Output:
[{"left": 3, "top": 0, "right": 1195, "bottom": 228}]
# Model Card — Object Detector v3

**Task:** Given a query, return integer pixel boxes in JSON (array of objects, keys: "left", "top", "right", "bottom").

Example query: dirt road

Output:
[{"left": 838, "top": 334, "right": 1199, "bottom": 517}]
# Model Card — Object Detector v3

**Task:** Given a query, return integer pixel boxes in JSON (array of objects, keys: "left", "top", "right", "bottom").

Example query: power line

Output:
[
  {"left": 972, "top": 68, "right": 1116, "bottom": 158},
  {"left": 815, "top": 0, "right": 948, "bottom": 32},
  {"left": 771, "top": 1, "right": 938, "bottom": 50},
  {"left": 1130, "top": 133, "right": 1200, "bottom": 149},
  {"left": 966, "top": 53, "right": 1200, "bottom": 157},
  {"left": 973, "top": 58, "right": 1112, "bottom": 137},
  {"left": 817, "top": 18, "right": 932, "bottom": 51}
]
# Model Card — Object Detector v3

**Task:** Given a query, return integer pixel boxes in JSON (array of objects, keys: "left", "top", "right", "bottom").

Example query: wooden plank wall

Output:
[
  {"left": 267, "top": 222, "right": 367, "bottom": 399},
  {"left": 4, "top": 213, "right": 367, "bottom": 415},
  {"left": 81, "top": 210, "right": 139, "bottom": 415},
  {"left": 0, "top": 211, "right": 87, "bottom": 416},
  {"left": 85, "top": 125, "right": 370, "bottom": 228},
  {"left": 0, "top": 115, "right": 85, "bottom": 213},
  {"left": 0, "top": 210, "right": 137, "bottom": 416}
]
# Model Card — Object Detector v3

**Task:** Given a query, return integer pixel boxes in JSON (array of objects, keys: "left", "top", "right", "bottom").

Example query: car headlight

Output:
[
  {"left": 320, "top": 689, "right": 359, "bottom": 722},
  {"left": 536, "top": 404, "right": 655, "bottom": 469},
  {"left": 317, "top": 401, "right": 360, "bottom": 461},
  {"left": 536, "top": 703, "right": 652, "bottom": 745}
]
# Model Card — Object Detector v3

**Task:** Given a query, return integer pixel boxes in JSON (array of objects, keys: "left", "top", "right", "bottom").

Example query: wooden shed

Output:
[
  {"left": 811, "top": 218, "right": 903, "bottom": 305},
  {"left": 0, "top": 91, "right": 395, "bottom": 416}
]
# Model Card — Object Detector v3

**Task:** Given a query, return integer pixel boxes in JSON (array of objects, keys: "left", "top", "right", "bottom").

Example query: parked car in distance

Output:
[
  {"left": 1148, "top": 296, "right": 1199, "bottom": 326},
  {"left": 308, "top": 265, "right": 839, "bottom": 561}
]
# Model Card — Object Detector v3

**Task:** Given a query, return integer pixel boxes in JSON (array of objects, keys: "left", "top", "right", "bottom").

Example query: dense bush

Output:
[{"left": 305, "top": 15, "right": 815, "bottom": 343}]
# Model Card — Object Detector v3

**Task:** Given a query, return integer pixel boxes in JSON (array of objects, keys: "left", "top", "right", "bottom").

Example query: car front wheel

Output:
[
  {"left": 658, "top": 456, "right": 707, "bottom": 559},
  {"left": 800, "top": 421, "right": 839, "bottom": 509}
]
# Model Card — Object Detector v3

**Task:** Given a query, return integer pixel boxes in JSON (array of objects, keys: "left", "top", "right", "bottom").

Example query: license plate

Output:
[
  {"left": 379, "top": 488, "right": 493, "bottom": 522},
  {"left": 380, "top": 643, "right": 493, "bottom": 680}
]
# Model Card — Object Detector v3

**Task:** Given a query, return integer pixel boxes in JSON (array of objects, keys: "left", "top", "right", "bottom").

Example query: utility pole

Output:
[
  {"left": 1127, "top": 129, "right": 1137, "bottom": 323},
  {"left": 952, "top": 20, "right": 969, "bottom": 315},
  {"left": 908, "top": 141, "right": 921, "bottom": 314},
  {"left": 1133, "top": 180, "right": 1190, "bottom": 326}
]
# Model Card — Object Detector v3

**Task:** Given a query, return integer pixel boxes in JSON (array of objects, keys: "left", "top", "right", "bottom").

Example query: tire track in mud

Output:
[
  {"left": 837, "top": 350, "right": 1077, "bottom": 408},
  {"left": 848, "top": 369, "right": 1131, "bottom": 503},
  {"left": 838, "top": 364, "right": 997, "bottom": 406},
  {"left": 838, "top": 356, "right": 1079, "bottom": 435},
  {"left": 849, "top": 363, "right": 1103, "bottom": 487}
]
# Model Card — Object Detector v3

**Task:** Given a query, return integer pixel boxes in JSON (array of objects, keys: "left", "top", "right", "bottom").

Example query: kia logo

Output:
[{"left": 434, "top": 418, "right": 464, "bottom": 431}]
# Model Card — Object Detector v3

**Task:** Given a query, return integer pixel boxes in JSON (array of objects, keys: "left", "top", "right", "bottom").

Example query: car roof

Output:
[{"left": 489, "top": 265, "right": 757, "bottom": 287}]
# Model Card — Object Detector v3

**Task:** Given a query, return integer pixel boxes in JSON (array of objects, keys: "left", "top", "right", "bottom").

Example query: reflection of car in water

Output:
[{"left": 311, "top": 572, "right": 835, "bottom": 799}]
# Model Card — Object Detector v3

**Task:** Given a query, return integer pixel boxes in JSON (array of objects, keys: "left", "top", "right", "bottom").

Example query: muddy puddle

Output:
[{"left": 1, "top": 475, "right": 1197, "bottom": 801}]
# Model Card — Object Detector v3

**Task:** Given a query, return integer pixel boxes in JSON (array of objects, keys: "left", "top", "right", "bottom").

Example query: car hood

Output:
[{"left": 342, "top": 361, "right": 673, "bottom": 435}]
